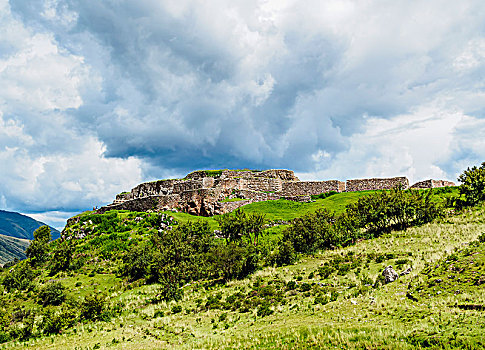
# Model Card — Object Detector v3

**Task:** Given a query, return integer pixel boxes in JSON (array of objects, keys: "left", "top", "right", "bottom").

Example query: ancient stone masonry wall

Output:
[
  {"left": 222, "top": 170, "right": 258, "bottom": 179},
  {"left": 172, "top": 179, "right": 204, "bottom": 193},
  {"left": 281, "top": 180, "right": 345, "bottom": 196},
  {"left": 410, "top": 179, "right": 456, "bottom": 189},
  {"left": 345, "top": 177, "right": 409, "bottom": 192},
  {"left": 234, "top": 190, "right": 281, "bottom": 202},
  {"left": 99, "top": 169, "right": 441, "bottom": 218},
  {"left": 243, "top": 178, "right": 283, "bottom": 192},
  {"left": 254, "top": 169, "right": 299, "bottom": 181}
]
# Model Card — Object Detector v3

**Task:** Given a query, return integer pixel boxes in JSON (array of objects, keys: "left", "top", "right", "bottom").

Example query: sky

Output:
[{"left": 0, "top": 0, "right": 484, "bottom": 230}]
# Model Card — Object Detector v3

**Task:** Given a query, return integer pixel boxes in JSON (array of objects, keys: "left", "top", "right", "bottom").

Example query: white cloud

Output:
[
  {"left": 0, "top": 0, "right": 483, "bottom": 225},
  {"left": 297, "top": 104, "right": 467, "bottom": 184}
]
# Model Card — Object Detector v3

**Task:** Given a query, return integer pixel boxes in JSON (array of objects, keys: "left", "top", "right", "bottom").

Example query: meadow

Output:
[{"left": 1, "top": 184, "right": 483, "bottom": 349}]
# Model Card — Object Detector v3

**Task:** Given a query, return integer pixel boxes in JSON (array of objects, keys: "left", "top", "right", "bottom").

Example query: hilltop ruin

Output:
[{"left": 98, "top": 169, "right": 454, "bottom": 216}]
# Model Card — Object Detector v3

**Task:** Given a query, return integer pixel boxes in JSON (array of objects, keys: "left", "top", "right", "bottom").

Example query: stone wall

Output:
[
  {"left": 255, "top": 169, "right": 299, "bottom": 181},
  {"left": 234, "top": 189, "right": 281, "bottom": 202},
  {"left": 222, "top": 170, "right": 258, "bottom": 179},
  {"left": 281, "top": 180, "right": 345, "bottom": 196},
  {"left": 172, "top": 179, "right": 204, "bottom": 193},
  {"left": 411, "top": 179, "right": 455, "bottom": 189},
  {"left": 345, "top": 177, "right": 409, "bottom": 192},
  {"left": 100, "top": 169, "right": 446, "bottom": 218},
  {"left": 242, "top": 177, "right": 283, "bottom": 192}
]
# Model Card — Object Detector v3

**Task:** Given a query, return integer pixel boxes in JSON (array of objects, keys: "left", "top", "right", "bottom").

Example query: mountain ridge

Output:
[{"left": 0, "top": 210, "right": 60, "bottom": 240}]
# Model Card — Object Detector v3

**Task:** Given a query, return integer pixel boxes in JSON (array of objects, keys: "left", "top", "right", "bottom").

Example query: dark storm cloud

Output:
[{"left": 1, "top": 0, "right": 485, "bottom": 227}]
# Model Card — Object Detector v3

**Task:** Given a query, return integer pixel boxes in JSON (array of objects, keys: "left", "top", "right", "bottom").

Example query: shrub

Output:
[
  {"left": 457, "top": 162, "right": 485, "bottom": 207},
  {"left": 80, "top": 292, "right": 107, "bottom": 321},
  {"left": 215, "top": 209, "right": 266, "bottom": 245},
  {"left": 2, "top": 261, "right": 36, "bottom": 292},
  {"left": 154, "top": 274, "right": 183, "bottom": 302},
  {"left": 121, "top": 243, "right": 153, "bottom": 281},
  {"left": 268, "top": 240, "right": 297, "bottom": 267},
  {"left": 289, "top": 208, "right": 360, "bottom": 254},
  {"left": 209, "top": 242, "right": 259, "bottom": 280},
  {"left": 318, "top": 264, "right": 335, "bottom": 278},
  {"left": 286, "top": 281, "right": 297, "bottom": 290},
  {"left": 478, "top": 233, "right": 485, "bottom": 243},
  {"left": 171, "top": 305, "right": 182, "bottom": 314},
  {"left": 50, "top": 241, "right": 73, "bottom": 274},
  {"left": 299, "top": 283, "right": 311, "bottom": 292},
  {"left": 25, "top": 226, "right": 51, "bottom": 265},
  {"left": 38, "top": 282, "right": 65, "bottom": 306},
  {"left": 257, "top": 301, "right": 273, "bottom": 317}
]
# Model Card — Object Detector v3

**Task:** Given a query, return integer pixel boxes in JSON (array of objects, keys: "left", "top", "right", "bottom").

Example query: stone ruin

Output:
[
  {"left": 98, "top": 169, "right": 455, "bottom": 217},
  {"left": 410, "top": 179, "right": 455, "bottom": 189}
]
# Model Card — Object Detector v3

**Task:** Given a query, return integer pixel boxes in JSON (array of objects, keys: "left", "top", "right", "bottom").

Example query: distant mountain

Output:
[
  {"left": 0, "top": 234, "right": 30, "bottom": 265},
  {"left": 0, "top": 210, "right": 61, "bottom": 240}
]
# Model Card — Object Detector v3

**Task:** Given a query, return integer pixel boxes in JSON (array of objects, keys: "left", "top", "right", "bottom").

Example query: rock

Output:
[
  {"left": 382, "top": 265, "right": 399, "bottom": 283},
  {"left": 400, "top": 267, "right": 412, "bottom": 276}
]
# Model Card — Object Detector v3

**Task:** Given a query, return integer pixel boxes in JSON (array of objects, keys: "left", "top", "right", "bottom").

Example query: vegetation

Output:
[{"left": 0, "top": 163, "right": 483, "bottom": 348}]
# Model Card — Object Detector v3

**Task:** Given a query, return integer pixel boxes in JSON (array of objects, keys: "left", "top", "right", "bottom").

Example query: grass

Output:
[
  {"left": 220, "top": 198, "right": 246, "bottom": 203},
  {"left": 6, "top": 201, "right": 485, "bottom": 349},
  {"left": 241, "top": 191, "right": 376, "bottom": 220}
]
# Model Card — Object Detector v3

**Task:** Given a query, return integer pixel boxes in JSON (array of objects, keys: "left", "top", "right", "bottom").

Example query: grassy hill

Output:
[
  {"left": 0, "top": 210, "right": 60, "bottom": 240},
  {"left": 0, "top": 234, "right": 30, "bottom": 265},
  {"left": 0, "top": 210, "right": 60, "bottom": 264},
  {"left": 2, "top": 187, "right": 485, "bottom": 349}
]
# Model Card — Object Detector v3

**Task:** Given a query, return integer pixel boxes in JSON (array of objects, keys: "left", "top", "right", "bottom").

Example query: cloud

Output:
[{"left": 0, "top": 0, "right": 484, "bottom": 227}]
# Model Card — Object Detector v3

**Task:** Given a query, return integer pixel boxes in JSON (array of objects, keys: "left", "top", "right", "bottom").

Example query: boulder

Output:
[{"left": 382, "top": 265, "right": 399, "bottom": 284}]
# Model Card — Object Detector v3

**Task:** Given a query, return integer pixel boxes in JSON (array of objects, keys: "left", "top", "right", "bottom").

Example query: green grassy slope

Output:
[
  {"left": 0, "top": 234, "right": 29, "bottom": 265},
  {"left": 241, "top": 191, "right": 377, "bottom": 220},
  {"left": 3, "top": 196, "right": 484, "bottom": 349}
]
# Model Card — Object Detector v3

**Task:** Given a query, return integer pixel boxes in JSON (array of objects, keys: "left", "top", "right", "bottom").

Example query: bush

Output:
[
  {"left": 121, "top": 243, "right": 153, "bottom": 281},
  {"left": 283, "top": 209, "right": 358, "bottom": 254},
  {"left": 209, "top": 242, "right": 259, "bottom": 280},
  {"left": 80, "top": 292, "right": 107, "bottom": 321},
  {"left": 153, "top": 274, "right": 183, "bottom": 302},
  {"left": 457, "top": 162, "right": 485, "bottom": 207},
  {"left": 171, "top": 305, "right": 182, "bottom": 314},
  {"left": 25, "top": 226, "right": 51, "bottom": 265},
  {"left": 268, "top": 240, "right": 297, "bottom": 267},
  {"left": 38, "top": 282, "right": 65, "bottom": 306},
  {"left": 318, "top": 264, "right": 335, "bottom": 278},
  {"left": 50, "top": 241, "right": 73, "bottom": 274},
  {"left": 478, "top": 233, "right": 485, "bottom": 243},
  {"left": 2, "top": 261, "right": 36, "bottom": 292},
  {"left": 215, "top": 209, "right": 266, "bottom": 245}
]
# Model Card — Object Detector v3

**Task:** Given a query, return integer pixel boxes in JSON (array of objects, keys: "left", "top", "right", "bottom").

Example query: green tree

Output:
[
  {"left": 458, "top": 162, "right": 485, "bottom": 206},
  {"left": 25, "top": 226, "right": 51, "bottom": 265},
  {"left": 215, "top": 209, "right": 266, "bottom": 245},
  {"left": 50, "top": 240, "right": 73, "bottom": 274}
]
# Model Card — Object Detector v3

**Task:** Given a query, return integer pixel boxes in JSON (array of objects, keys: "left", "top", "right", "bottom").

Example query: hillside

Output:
[
  {"left": 0, "top": 210, "right": 60, "bottom": 240},
  {"left": 1, "top": 182, "right": 484, "bottom": 349},
  {"left": 0, "top": 234, "right": 30, "bottom": 265}
]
